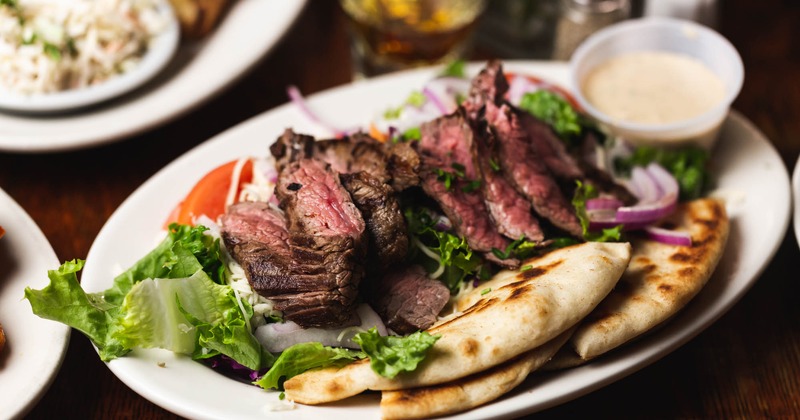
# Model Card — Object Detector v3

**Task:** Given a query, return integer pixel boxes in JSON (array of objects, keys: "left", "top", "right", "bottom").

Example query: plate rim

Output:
[
  {"left": 80, "top": 60, "right": 792, "bottom": 419},
  {"left": 0, "top": 187, "right": 70, "bottom": 419},
  {"left": 0, "top": 0, "right": 308, "bottom": 153},
  {"left": 793, "top": 154, "right": 800, "bottom": 249}
]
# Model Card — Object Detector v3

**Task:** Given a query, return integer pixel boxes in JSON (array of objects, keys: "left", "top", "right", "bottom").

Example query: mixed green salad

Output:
[{"left": 25, "top": 60, "right": 712, "bottom": 393}]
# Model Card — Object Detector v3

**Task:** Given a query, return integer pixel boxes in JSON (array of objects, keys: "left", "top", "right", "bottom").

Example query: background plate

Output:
[
  {"left": 0, "top": 0, "right": 307, "bottom": 153},
  {"left": 0, "top": 188, "right": 69, "bottom": 419},
  {"left": 80, "top": 62, "right": 791, "bottom": 419},
  {"left": 793, "top": 155, "right": 800, "bottom": 249}
]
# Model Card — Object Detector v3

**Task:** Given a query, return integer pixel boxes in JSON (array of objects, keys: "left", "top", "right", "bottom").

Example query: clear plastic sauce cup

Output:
[{"left": 569, "top": 17, "right": 744, "bottom": 150}]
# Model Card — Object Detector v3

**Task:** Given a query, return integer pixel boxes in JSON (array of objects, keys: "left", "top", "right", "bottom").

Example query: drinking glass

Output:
[{"left": 339, "top": 0, "right": 488, "bottom": 79}]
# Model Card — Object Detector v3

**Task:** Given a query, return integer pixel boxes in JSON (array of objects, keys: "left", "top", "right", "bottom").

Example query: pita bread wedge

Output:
[
  {"left": 283, "top": 242, "right": 631, "bottom": 404},
  {"left": 546, "top": 198, "right": 729, "bottom": 368},
  {"left": 379, "top": 327, "right": 574, "bottom": 420}
]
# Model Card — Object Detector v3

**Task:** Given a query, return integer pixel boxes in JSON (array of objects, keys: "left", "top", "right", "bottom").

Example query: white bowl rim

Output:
[
  {"left": 0, "top": 0, "right": 180, "bottom": 114},
  {"left": 569, "top": 16, "right": 744, "bottom": 135}
]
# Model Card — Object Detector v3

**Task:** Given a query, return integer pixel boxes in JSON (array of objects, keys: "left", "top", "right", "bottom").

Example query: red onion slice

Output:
[
  {"left": 630, "top": 166, "right": 661, "bottom": 202},
  {"left": 646, "top": 162, "right": 679, "bottom": 197},
  {"left": 588, "top": 162, "right": 681, "bottom": 234},
  {"left": 586, "top": 197, "right": 624, "bottom": 211},
  {"left": 614, "top": 195, "right": 677, "bottom": 223},
  {"left": 287, "top": 85, "right": 347, "bottom": 137},
  {"left": 644, "top": 226, "right": 692, "bottom": 246},
  {"left": 506, "top": 75, "right": 540, "bottom": 105},
  {"left": 422, "top": 86, "right": 449, "bottom": 115}
]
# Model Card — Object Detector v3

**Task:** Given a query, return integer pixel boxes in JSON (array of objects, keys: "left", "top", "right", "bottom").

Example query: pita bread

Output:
[
  {"left": 546, "top": 198, "right": 729, "bottom": 367},
  {"left": 283, "top": 242, "right": 631, "bottom": 404},
  {"left": 379, "top": 328, "right": 573, "bottom": 420}
]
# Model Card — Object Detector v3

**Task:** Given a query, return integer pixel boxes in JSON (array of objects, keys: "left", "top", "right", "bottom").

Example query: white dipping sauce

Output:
[{"left": 581, "top": 51, "right": 726, "bottom": 125}]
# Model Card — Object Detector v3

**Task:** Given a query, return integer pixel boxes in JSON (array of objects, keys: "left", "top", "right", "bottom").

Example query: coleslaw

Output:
[{"left": 0, "top": 0, "right": 171, "bottom": 94}]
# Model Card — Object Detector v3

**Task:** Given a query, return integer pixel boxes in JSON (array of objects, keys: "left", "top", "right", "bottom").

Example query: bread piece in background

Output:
[{"left": 169, "top": 0, "right": 232, "bottom": 38}]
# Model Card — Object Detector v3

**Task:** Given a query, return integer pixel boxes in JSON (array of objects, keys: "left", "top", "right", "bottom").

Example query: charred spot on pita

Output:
[
  {"left": 657, "top": 283, "right": 674, "bottom": 293},
  {"left": 459, "top": 338, "right": 480, "bottom": 357},
  {"left": 517, "top": 260, "right": 563, "bottom": 281},
  {"left": 506, "top": 283, "right": 533, "bottom": 301}
]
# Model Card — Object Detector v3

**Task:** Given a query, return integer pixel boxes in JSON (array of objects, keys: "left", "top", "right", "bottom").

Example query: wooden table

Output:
[{"left": 6, "top": 0, "right": 799, "bottom": 418}]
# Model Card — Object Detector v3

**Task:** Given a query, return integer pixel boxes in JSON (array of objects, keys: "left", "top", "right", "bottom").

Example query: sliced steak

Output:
[
  {"left": 384, "top": 140, "right": 420, "bottom": 191},
  {"left": 277, "top": 159, "right": 366, "bottom": 239},
  {"left": 221, "top": 201, "right": 364, "bottom": 328},
  {"left": 340, "top": 171, "right": 409, "bottom": 271},
  {"left": 417, "top": 112, "right": 516, "bottom": 266},
  {"left": 463, "top": 59, "right": 508, "bottom": 121},
  {"left": 315, "top": 138, "right": 391, "bottom": 183},
  {"left": 368, "top": 265, "right": 449, "bottom": 335},
  {"left": 473, "top": 128, "right": 544, "bottom": 242},
  {"left": 486, "top": 101, "right": 583, "bottom": 237},
  {"left": 518, "top": 109, "right": 585, "bottom": 180},
  {"left": 270, "top": 129, "right": 315, "bottom": 174},
  {"left": 270, "top": 129, "right": 420, "bottom": 192},
  {"left": 272, "top": 158, "right": 367, "bottom": 327}
]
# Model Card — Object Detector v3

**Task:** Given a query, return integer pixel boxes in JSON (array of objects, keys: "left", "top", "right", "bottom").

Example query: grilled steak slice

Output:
[
  {"left": 277, "top": 159, "right": 366, "bottom": 239},
  {"left": 519, "top": 110, "right": 585, "bottom": 180},
  {"left": 316, "top": 138, "right": 391, "bottom": 182},
  {"left": 463, "top": 59, "right": 508, "bottom": 121},
  {"left": 417, "top": 112, "right": 516, "bottom": 266},
  {"left": 473, "top": 128, "right": 544, "bottom": 242},
  {"left": 486, "top": 101, "right": 583, "bottom": 237},
  {"left": 270, "top": 129, "right": 315, "bottom": 174},
  {"left": 368, "top": 265, "right": 449, "bottom": 335},
  {"left": 221, "top": 202, "right": 293, "bottom": 291},
  {"left": 272, "top": 158, "right": 367, "bottom": 327},
  {"left": 270, "top": 129, "right": 420, "bottom": 191},
  {"left": 385, "top": 140, "right": 420, "bottom": 191},
  {"left": 221, "top": 201, "right": 364, "bottom": 328},
  {"left": 340, "top": 171, "right": 409, "bottom": 271}
]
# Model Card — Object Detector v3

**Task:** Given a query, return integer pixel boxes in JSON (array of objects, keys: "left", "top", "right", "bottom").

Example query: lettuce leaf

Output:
[
  {"left": 24, "top": 259, "right": 128, "bottom": 361},
  {"left": 116, "top": 267, "right": 267, "bottom": 370},
  {"left": 404, "top": 206, "right": 489, "bottom": 292},
  {"left": 519, "top": 90, "right": 582, "bottom": 142},
  {"left": 25, "top": 223, "right": 267, "bottom": 370},
  {"left": 352, "top": 328, "right": 440, "bottom": 379},
  {"left": 253, "top": 342, "right": 365, "bottom": 390},
  {"left": 104, "top": 224, "right": 224, "bottom": 305}
]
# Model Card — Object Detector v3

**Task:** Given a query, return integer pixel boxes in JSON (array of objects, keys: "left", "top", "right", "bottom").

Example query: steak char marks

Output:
[
  {"left": 222, "top": 202, "right": 362, "bottom": 328},
  {"left": 340, "top": 171, "right": 408, "bottom": 270},
  {"left": 221, "top": 158, "right": 368, "bottom": 328},
  {"left": 271, "top": 129, "right": 410, "bottom": 271}
]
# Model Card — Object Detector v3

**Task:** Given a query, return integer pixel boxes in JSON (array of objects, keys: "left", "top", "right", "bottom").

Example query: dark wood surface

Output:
[{"left": 6, "top": 0, "right": 799, "bottom": 418}]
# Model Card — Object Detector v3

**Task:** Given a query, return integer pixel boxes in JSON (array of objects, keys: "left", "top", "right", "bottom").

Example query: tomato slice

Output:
[{"left": 165, "top": 158, "right": 254, "bottom": 227}]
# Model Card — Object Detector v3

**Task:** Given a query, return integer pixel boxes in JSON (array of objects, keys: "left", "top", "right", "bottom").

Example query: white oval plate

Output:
[
  {"left": 793, "top": 154, "right": 800, "bottom": 249},
  {"left": 80, "top": 61, "right": 791, "bottom": 419},
  {"left": 0, "top": 0, "right": 307, "bottom": 153},
  {"left": 0, "top": 0, "right": 179, "bottom": 114},
  {"left": 0, "top": 188, "right": 69, "bottom": 419}
]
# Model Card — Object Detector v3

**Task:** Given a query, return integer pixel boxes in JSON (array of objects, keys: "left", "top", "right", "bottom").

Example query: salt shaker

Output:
[{"left": 552, "top": 0, "right": 631, "bottom": 60}]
